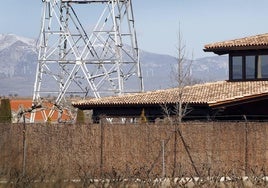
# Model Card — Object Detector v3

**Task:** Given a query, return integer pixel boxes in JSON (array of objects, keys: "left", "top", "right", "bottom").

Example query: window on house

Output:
[
  {"left": 232, "top": 56, "right": 243, "bottom": 79},
  {"left": 259, "top": 55, "right": 268, "bottom": 78},
  {"left": 245, "top": 56, "right": 255, "bottom": 79},
  {"left": 230, "top": 53, "right": 268, "bottom": 81}
]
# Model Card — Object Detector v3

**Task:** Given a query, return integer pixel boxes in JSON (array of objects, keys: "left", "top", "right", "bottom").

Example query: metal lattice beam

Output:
[{"left": 30, "top": 0, "right": 143, "bottom": 123}]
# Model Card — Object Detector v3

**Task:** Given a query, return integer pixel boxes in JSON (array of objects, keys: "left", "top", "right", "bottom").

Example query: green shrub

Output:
[
  {"left": 140, "top": 108, "right": 147, "bottom": 124},
  {"left": 0, "top": 98, "right": 12, "bottom": 123}
]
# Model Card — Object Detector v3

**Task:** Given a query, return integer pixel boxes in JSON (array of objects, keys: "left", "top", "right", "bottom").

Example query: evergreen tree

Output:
[
  {"left": 140, "top": 108, "right": 147, "bottom": 124},
  {"left": 0, "top": 98, "right": 12, "bottom": 123}
]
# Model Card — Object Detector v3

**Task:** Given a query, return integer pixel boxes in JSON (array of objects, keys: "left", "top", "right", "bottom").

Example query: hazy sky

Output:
[{"left": 1, "top": 0, "right": 268, "bottom": 58}]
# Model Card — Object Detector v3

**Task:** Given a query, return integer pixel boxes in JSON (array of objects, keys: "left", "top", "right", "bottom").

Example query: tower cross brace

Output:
[{"left": 30, "top": 0, "right": 143, "bottom": 123}]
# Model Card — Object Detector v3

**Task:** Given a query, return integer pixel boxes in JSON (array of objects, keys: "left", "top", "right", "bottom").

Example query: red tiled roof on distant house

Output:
[
  {"left": 72, "top": 80, "right": 268, "bottom": 109},
  {"left": 204, "top": 33, "right": 268, "bottom": 55},
  {"left": 11, "top": 99, "right": 73, "bottom": 122}
]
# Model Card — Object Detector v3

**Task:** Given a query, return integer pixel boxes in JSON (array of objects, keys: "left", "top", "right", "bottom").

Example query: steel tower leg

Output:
[{"left": 30, "top": 0, "right": 143, "bottom": 123}]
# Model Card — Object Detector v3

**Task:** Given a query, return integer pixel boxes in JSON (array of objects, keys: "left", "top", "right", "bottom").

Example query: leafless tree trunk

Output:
[{"left": 163, "top": 26, "right": 199, "bottom": 177}]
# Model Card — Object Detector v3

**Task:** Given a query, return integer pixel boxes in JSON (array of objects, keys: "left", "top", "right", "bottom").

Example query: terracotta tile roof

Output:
[
  {"left": 72, "top": 80, "right": 268, "bottom": 108},
  {"left": 11, "top": 99, "right": 72, "bottom": 122},
  {"left": 204, "top": 33, "right": 268, "bottom": 54}
]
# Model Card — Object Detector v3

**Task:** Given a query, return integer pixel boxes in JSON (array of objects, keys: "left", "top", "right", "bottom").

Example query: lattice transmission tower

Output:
[{"left": 30, "top": 0, "right": 143, "bottom": 123}]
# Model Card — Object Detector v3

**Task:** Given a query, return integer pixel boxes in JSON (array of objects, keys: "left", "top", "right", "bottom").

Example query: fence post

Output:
[
  {"left": 100, "top": 119, "right": 104, "bottom": 177},
  {"left": 243, "top": 115, "right": 249, "bottom": 176},
  {"left": 162, "top": 140, "right": 166, "bottom": 177},
  {"left": 22, "top": 114, "right": 27, "bottom": 176}
]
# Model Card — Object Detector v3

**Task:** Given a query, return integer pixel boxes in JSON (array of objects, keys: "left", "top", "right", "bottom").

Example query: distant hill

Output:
[
  {"left": 140, "top": 50, "right": 228, "bottom": 90},
  {"left": 0, "top": 34, "right": 228, "bottom": 97}
]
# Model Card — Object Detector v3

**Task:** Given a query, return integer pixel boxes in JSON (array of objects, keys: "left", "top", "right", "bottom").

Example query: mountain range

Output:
[{"left": 0, "top": 34, "right": 228, "bottom": 97}]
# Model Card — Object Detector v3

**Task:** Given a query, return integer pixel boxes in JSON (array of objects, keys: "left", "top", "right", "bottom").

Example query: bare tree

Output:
[
  {"left": 162, "top": 27, "right": 199, "bottom": 177},
  {"left": 174, "top": 27, "right": 193, "bottom": 122}
]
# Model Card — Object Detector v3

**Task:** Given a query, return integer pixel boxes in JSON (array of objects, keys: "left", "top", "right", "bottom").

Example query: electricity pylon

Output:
[{"left": 30, "top": 0, "right": 143, "bottom": 123}]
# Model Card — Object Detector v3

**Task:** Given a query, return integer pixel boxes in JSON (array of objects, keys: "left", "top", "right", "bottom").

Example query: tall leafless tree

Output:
[{"left": 162, "top": 27, "right": 199, "bottom": 177}]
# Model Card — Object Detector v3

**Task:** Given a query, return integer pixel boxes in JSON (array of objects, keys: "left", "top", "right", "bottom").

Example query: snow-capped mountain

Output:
[
  {"left": 0, "top": 34, "right": 228, "bottom": 96},
  {"left": 0, "top": 34, "right": 37, "bottom": 78},
  {"left": 0, "top": 34, "right": 36, "bottom": 51}
]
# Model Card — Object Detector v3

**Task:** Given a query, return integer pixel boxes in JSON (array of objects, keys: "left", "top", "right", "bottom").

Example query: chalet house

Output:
[{"left": 72, "top": 33, "right": 268, "bottom": 122}]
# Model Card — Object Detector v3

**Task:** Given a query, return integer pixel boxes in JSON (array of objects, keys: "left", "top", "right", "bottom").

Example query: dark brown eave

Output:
[
  {"left": 73, "top": 101, "right": 208, "bottom": 110},
  {"left": 209, "top": 93, "right": 268, "bottom": 109},
  {"left": 203, "top": 45, "right": 268, "bottom": 55}
]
